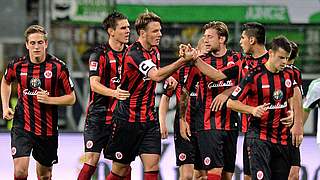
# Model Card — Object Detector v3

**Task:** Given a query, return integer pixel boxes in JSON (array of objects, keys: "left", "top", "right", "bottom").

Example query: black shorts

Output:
[
  {"left": 288, "top": 136, "right": 301, "bottom": 167},
  {"left": 243, "top": 135, "right": 251, "bottom": 175},
  {"left": 11, "top": 127, "right": 58, "bottom": 167},
  {"left": 246, "top": 138, "right": 291, "bottom": 180},
  {"left": 105, "top": 118, "right": 161, "bottom": 164},
  {"left": 193, "top": 129, "right": 238, "bottom": 171},
  {"left": 174, "top": 117, "right": 195, "bottom": 166},
  {"left": 84, "top": 120, "right": 112, "bottom": 155}
]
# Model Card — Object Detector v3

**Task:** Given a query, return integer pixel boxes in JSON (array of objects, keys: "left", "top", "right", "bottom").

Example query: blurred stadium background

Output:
[{"left": 0, "top": 0, "right": 319, "bottom": 179}]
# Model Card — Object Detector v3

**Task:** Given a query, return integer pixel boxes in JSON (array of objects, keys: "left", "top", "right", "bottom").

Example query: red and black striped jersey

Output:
[
  {"left": 222, "top": 52, "right": 269, "bottom": 132},
  {"left": 4, "top": 54, "right": 74, "bottom": 136},
  {"left": 113, "top": 41, "right": 160, "bottom": 123},
  {"left": 185, "top": 49, "right": 240, "bottom": 131},
  {"left": 286, "top": 64, "right": 303, "bottom": 96},
  {"left": 162, "top": 66, "right": 198, "bottom": 130},
  {"left": 230, "top": 64, "right": 295, "bottom": 145},
  {"left": 86, "top": 43, "right": 125, "bottom": 124}
]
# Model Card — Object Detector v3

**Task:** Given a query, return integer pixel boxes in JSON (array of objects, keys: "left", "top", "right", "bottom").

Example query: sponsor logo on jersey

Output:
[{"left": 89, "top": 61, "right": 98, "bottom": 71}]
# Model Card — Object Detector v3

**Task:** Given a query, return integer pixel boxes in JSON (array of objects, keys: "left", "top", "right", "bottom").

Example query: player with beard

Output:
[{"left": 105, "top": 11, "right": 195, "bottom": 180}]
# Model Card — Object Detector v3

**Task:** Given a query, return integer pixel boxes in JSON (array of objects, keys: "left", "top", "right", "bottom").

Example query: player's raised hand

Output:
[
  {"left": 37, "top": 87, "right": 50, "bottom": 104},
  {"left": 3, "top": 107, "right": 14, "bottom": 120},
  {"left": 178, "top": 44, "right": 189, "bottom": 57},
  {"left": 280, "top": 110, "right": 294, "bottom": 127},
  {"left": 164, "top": 76, "right": 178, "bottom": 91},
  {"left": 114, "top": 85, "right": 130, "bottom": 100},
  {"left": 252, "top": 103, "right": 269, "bottom": 117}
]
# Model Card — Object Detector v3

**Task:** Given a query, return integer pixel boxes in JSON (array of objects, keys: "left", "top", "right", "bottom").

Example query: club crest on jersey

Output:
[
  {"left": 115, "top": 152, "right": 123, "bottom": 159},
  {"left": 30, "top": 78, "right": 41, "bottom": 89},
  {"left": 156, "top": 52, "right": 160, "bottom": 60},
  {"left": 273, "top": 90, "right": 283, "bottom": 101},
  {"left": 11, "top": 147, "right": 16, "bottom": 156},
  {"left": 285, "top": 79, "right": 292, "bottom": 88},
  {"left": 86, "top": 140, "right": 93, "bottom": 149},
  {"left": 204, "top": 157, "right": 211, "bottom": 166},
  {"left": 89, "top": 61, "right": 98, "bottom": 71},
  {"left": 44, "top": 70, "right": 52, "bottom": 78},
  {"left": 257, "top": 170, "right": 264, "bottom": 180},
  {"left": 179, "top": 153, "right": 187, "bottom": 161}
]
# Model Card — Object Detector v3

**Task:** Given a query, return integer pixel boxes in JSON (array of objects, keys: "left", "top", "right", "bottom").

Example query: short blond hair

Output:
[
  {"left": 24, "top": 25, "right": 47, "bottom": 42},
  {"left": 135, "top": 11, "right": 161, "bottom": 35}
]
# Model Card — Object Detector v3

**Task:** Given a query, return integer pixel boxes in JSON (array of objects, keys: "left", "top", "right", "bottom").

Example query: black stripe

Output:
[
  {"left": 51, "top": 61, "right": 58, "bottom": 135},
  {"left": 256, "top": 72, "right": 264, "bottom": 140}
]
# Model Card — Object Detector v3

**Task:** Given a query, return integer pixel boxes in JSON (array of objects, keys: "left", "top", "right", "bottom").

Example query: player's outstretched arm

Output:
[
  {"left": 194, "top": 57, "right": 227, "bottom": 81},
  {"left": 227, "top": 99, "right": 268, "bottom": 118},
  {"left": 147, "top": 47, "right": 196, "bottom": 82}
]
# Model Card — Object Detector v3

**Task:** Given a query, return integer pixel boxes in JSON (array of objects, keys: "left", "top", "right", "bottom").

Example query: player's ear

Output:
[
  {"left": 108, "top": 28, "right": 114, "bottom": 37},
  {"left": 249, "top": 36, "right": 255, "bottom": 45}
]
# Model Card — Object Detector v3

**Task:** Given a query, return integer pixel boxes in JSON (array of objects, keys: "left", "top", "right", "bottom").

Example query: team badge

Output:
[
  {"left": 179, "top": 153, "right": 187, "bottom": 161},
  {"left": 204, "top": 157, "right": 211, "bottom": 166},
  {"left": 257, "top": 170, "right": 264, "bottom": 180},
  {"left": 86, "top": 140, "right": 93, "bottom": 149},
  {"left": 285, "top": 79, "right": 292, "bottom": 88},
  {"left": 115, "top": 152, "right": 123, "bottom": 159},
  {"left": 30, "top": 78, "right": 41, "bottom": 89},
  {"left": 44, "top": 70, "right": 52, "bottom": 78},
  {"left": 156, "top": 52, "right": 160, "bottom": 60},
  {"left": 89, "top": 61, "right": 98, "bottom": 71},
  {"left": 273, "top": 90, "right": 283, "bottom": 101},
  {"left": 11, "top": 147, "right": 17, "bottom": 156}
]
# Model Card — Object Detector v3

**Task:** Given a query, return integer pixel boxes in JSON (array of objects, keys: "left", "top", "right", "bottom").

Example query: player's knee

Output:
[
  {"left": 180, "top": 171, "right": 193, "bottom": 180},
  {"left": 288, "top": 172, "right": 299, "bottom": 180},
  {"left": 38, "top": 174, "right": 52, "bottom": 180},
  {"left": 14, "top": 168, "right": 28, "bottom": 178},
  {"left": 144, "top": 163, "right": 159, "bottom": 172}
]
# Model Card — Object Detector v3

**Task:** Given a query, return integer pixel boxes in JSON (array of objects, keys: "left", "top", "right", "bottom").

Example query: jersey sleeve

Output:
[
  {"left": 4, "top": 60, "right": 16, "bottom": 83},
  {"left": 128, "top": 48, "right": 156, "bottom": 76},
  {"left": 230, "top": 71, "right": 253, "bottom": 101},
  {"left": 59, "top": 64, "right": 74, "bottom": 95},
  {"left": 303, "top": 79, "right": 320, "bottom": 109},
  {"left": 184, "top": 66, "right": 200, "bottom": 93},
  {"left": 89, "top": 49, "right": 105, "bottom": 77}
]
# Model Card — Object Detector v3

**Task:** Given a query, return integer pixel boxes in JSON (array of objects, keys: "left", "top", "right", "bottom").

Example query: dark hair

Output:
[
  {"left": 289, "top": 41, "right": 299, "bottom": 60},
  {"left": 24, "top": 25, "right": 47, "bottom": 42},
  {"left": 135, "top": 11, "right": 162, "bottom": 35},
  {"left": 202, "top": 21, "right": 229, "bottom": 44},
  {"left": 102, "top": 11, "right": 128, "bottom": 34},
  {"left": 241, "top": 22, "right": 266, "bottom": 45},
  {"left": 270, "top": 35, "right": 292, "bottom": 54}
]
